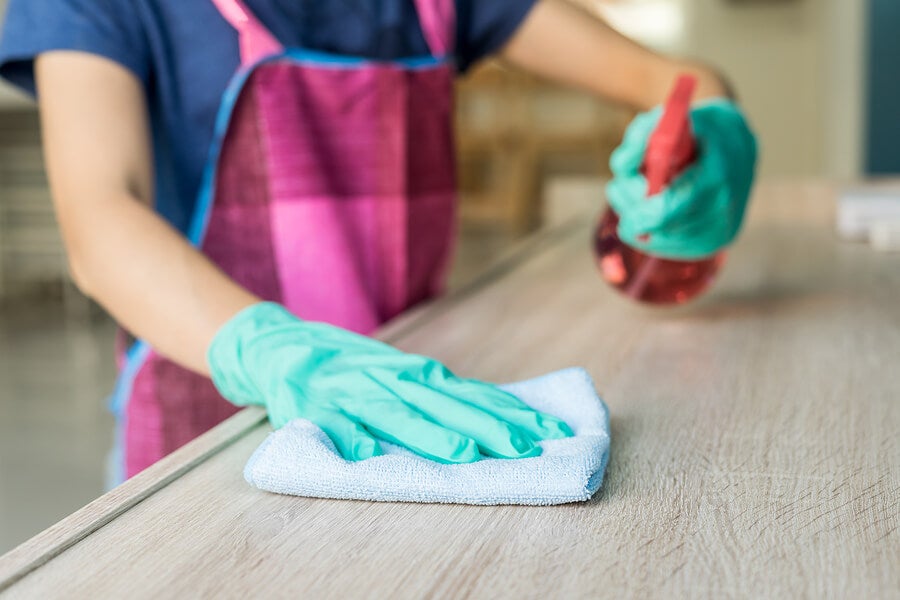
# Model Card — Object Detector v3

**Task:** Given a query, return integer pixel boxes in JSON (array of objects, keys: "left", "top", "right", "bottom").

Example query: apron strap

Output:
[
  {"left": 413, "top": 0, "right": 456, "bottom": 58},
  {"left": 210, "top": 0, "right": 284, "bottom": 66}
]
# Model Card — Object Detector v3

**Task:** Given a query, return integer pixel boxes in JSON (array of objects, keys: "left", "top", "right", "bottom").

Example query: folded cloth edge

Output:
[{"left": 243, "top": 367, "right": 610, "bottom": 506}]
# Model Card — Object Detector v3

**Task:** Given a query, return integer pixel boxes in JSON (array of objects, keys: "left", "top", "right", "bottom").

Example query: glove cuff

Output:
[{"left": 207, "top": 302, "right": 300, "bottom": 407}]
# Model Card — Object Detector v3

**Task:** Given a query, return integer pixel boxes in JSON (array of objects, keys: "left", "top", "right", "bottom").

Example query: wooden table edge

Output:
[{"left": 0, "top": 215, "right": 586, "bottom": 592}]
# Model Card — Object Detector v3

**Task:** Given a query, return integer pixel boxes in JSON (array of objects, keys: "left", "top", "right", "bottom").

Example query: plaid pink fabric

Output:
[{"left": 119, "top": 0, "right": 458, "bottom": 478}]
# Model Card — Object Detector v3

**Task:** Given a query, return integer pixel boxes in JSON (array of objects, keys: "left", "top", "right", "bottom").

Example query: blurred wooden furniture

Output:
[
  {"left": 0, "top": 111, "right": 59, "bottom": 299},
  {"left": 0, "top": 110, "right": 91, "bottom": 314},
  {"left": 456, "top": 61, "right": 629, "bottom": 233},
  {"left": 1, "top": 180, "right": 897, "bottom": 598}
]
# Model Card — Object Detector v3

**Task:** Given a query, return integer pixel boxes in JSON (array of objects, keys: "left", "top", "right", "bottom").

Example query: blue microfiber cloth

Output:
[{"left": 243, "top": 367, "right": 610, "bottom": 505}]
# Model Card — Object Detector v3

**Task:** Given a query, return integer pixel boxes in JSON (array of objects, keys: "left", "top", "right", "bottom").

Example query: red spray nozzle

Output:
[{"left": 643, "top": 75, "right": 698, "bottom": 196}]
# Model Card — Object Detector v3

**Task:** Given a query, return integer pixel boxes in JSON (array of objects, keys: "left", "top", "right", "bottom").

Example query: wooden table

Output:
[{"left": 1, "top": 181, "right": 897, "bottom": 598}]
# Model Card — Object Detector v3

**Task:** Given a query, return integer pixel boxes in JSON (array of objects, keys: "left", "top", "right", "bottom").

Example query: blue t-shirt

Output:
[{"left": 0, "top": 0, "right": 536, "bottom": 234}]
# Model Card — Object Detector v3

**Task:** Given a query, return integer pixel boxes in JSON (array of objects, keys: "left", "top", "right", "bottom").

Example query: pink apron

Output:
[{"left": 109, "top": 0, "right": 458, "bottom": 482}]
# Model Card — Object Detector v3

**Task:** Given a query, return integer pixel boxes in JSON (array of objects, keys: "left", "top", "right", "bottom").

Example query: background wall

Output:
[
  {"left": 823, "top": 0, "right": 866, "bottom": 179},
  {"left": 680, "top": 0, "right": 827, "bottom": 176}
]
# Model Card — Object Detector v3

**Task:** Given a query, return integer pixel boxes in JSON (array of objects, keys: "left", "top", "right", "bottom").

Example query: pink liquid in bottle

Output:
[{"left": 594, "top": 75, "right": 725, "bottom": 305}]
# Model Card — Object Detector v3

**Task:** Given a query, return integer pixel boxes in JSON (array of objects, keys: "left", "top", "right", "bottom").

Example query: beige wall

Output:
[
  {"left": 683, "top": 0, "right": 864, "bottom": 178},
  {"left": 595, "top": 0, "right": 865, "bottom": 178},
  {"left": 821, "top": 0, "right": 865, "bottom": 179},
  {"left": 680, "top": 0, "right": 827, "bottom": 176}
]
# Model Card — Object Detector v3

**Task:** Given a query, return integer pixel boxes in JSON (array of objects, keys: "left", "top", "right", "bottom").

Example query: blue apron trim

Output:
[
  {"left": 105, "top": 409, "right": 128, "bottom": 489},
  {"left": 105, "top": 339, "right": 151, "bottom": 487},
  {"left": 109, "top": 47, "right": 452, "bottom": 483},
  {"left": 107, "top": 339, "right": 152, "bottom": 416}
]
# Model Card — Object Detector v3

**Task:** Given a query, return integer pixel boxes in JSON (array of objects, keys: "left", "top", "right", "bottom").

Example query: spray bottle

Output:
[{"left": 594, "top": 75, "right": 724, "bottom": 304}]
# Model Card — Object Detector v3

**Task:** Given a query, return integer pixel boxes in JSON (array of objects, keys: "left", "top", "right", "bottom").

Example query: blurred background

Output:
[{"left": 0, "top": 0, "right": 890, "bottom": 553}]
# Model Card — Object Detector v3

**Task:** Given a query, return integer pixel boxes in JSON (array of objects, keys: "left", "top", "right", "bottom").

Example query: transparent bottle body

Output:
[{"left": 594, "top": 210, "right": 724, "bottom": 305}]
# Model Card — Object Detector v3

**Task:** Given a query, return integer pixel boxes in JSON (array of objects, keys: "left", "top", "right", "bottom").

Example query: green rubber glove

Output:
[
  {"left": 208, "top": 302, "right": 573, "bottom": 463},
  {"left": 606, "top": 99, "right": 758, "bottom": 260}
]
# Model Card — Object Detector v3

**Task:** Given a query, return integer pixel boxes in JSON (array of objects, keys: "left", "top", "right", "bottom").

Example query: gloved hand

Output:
[
  {"left": 605, "top": 99, "right": 758, "bottom": 260},
  {"left": 208, "top": 302, "right": 573, "bottom": 463}
]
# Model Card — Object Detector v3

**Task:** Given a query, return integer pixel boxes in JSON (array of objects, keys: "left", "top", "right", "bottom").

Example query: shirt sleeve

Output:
[
  {"left": 0, "top": 0, "right": 149, "bottom": 97},
  {"left": 455, "top": 0, "right": 539, "bottom": 72}
]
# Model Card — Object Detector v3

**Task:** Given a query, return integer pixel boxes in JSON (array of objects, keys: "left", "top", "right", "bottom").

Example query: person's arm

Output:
[
  {"left": 36, "top": 51, "right": 259, "bottom": 375},
  {"left": 497, "top": 0, "right": 757, "bottom": 262},
  {"left": 499, "top": 0, "right": 731, "bottom": 109}
]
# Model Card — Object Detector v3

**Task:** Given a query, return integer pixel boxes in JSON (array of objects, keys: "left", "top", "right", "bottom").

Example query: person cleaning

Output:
[{"left": 0, "top": 0, "right": 757, "bottom": 482}]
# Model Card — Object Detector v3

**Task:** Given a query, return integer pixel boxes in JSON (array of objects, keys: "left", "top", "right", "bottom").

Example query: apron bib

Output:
[{"left": 109, "top": 0, "right": 458, "bottom": 482}]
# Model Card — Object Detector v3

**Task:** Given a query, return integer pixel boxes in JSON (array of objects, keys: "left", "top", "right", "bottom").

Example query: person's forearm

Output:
[
  {"left": 501, "top": 0, "right": 731, "bottom": 110},
  {"left": 64, "top": 192, "right": 258, "bottom": 375},
  {"left": 36, "top": 52, "right": 259, "bottom": 376}
]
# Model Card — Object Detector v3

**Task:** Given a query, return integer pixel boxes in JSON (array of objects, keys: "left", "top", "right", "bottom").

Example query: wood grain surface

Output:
[{"left": 1, "top": 181, "right": 898, "bottom": 598}]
